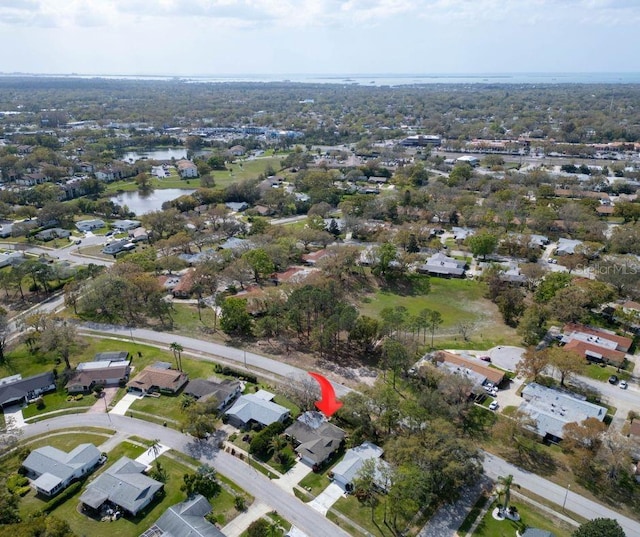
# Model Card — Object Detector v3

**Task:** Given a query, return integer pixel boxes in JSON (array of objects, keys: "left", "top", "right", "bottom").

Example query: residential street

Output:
[
  {"left": 21, "top": 414, "right": 350, "bottom": 537},
  {"left": 483, "top": 451, "right": 640, "bottom": 537}
]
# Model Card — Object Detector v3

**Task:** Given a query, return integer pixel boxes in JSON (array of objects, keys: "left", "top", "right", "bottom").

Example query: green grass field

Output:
[{"left": 358, "top": 277, "right": 517, "bottom": 349}]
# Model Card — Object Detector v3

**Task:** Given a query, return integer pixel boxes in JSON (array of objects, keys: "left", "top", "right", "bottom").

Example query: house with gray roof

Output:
[
  {"left": 22, "top": 443, "right": 101, "bottom": 496},
  {"left": 225, "top": 391, "right": 290, "bottom": 429},
  {"left": 418, "top": 252, "right": 466, "bottom": 278},
  {"left": 112, "top": 219, "right": 141, "bottom": 232},
  {"left": 183, "top": 378, "right": 242, "bottom": 411},
  {"left": 80, "top": 456, "right": 163, "bottom": 516},
  {"left": 141, "top": 494, "right": 225, "bottom": 537},
  {"left": 285, "top": 411, "right": 345, "bottom": 468},
  {"left": 0, "top": 371, "right": 56, "bottom": 408},
  {"left": 520, "top": 383, "right": 607, "bottom": 443},
  {"left": 555, "top": 238, "right": 583, "bottom": 256},
  {"left": 102, "top": 239, "right": 131, "bottom": 255},
  {"left": 35, "top": 228, "right": 71, "bottom": 241},
  {"left": 76, "top": 219, "right": 105, "bottom": 232},
  {"left": 330, "top": 442, "right": 390, "bottom": 492},
  {"left": 520, "top": 529, "right": 555, "bottom": 537}
]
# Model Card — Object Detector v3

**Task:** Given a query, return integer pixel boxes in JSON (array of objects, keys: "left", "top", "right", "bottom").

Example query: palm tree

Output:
[
  {"left": 268, "top": 436, "right": 286, "bottom": 460},
  {"left": 265, "top": 521, "right": 281, "bottom": 537},
  {"left": 170, "top": 342, "right": 184, "bottom": 371},
  {"left": 497, "top": 474, "right": 514, "bottom": 515},
  {"left": 150, "top": 439, "right": 161, "bottom": 461}
]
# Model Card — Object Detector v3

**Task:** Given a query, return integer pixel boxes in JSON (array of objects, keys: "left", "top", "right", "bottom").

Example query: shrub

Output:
[
  {"left": 35, "top": 397, "right": 45, "bottom": 410},
  {"left": 249, "top": 422, "right": 285, "bottom": 456},
  {"left": 234, "top": 495, "right": 247, "bottom": 511},
  {"left": 42, "top": 481, "right": 82, "bottom": 513},
  {"left": 6, "top": 474, "right": 29, "bottom": 494}
]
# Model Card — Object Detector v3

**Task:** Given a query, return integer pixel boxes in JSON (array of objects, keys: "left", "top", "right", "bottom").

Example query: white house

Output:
[
  {"left": 22, "top": 443, "right": 101, "bottom": 496},
  {"left": 111, "top": 219, "right": 141, "bottom": 232},
  {"left": 456, "top": 155, "right": 479, "bottom": 167},
  {"left": 330, "top": 442, "right": 390, "bottom": 492},
  {"left": 225, "top": 390, "right": 290, "bottom": 429},
  {"left": 176, "top": 159, "right": 199, "bottom": 178}
]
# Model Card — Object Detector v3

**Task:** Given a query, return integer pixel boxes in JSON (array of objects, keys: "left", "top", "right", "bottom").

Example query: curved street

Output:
[{"left": 22, "top": 414, "right": 349, "bottom": 537}]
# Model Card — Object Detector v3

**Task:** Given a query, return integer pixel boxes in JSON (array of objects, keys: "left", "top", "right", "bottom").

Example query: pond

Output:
[{"left": 109, "top": 188, "right": 195, "bottom": 215}]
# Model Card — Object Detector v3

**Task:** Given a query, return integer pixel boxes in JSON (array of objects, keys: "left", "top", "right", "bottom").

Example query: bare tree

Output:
[{"left": 456, "top": 320, "right": 477, "bottom": 342}]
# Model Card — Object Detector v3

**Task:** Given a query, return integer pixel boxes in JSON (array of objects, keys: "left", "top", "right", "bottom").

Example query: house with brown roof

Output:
[
  {"left": 127, "top": 366, "right": 188, "bottom": 395},
  {"left": 66, "top": 364, "right": 130, "bottom": 394},
  {"left": 562, "top": 322, "right": 632, "bottom": 352},
  {"left": 172, "top": 269, "right": 195, "bottom": 298},
  {"left": 560, "top": 322, "right": 632, "bottom": 367},
  {"left": 432, "top": 351, "right": 505, "bottom": 386},
  {"left": 270, "top": 266, "right": 320, "bottom": 286},
  {"left": 301, "top": 249, "right": 332, "bottom": 266}
]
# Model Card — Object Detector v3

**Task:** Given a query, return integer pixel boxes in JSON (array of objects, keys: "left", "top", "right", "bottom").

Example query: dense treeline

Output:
[{"left": 2, "top": 77, "right": 640, "bottom": 144}]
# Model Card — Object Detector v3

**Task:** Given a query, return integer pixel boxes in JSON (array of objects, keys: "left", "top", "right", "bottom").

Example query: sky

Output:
[{"left": 0, "top": 0, "right": 639, "bottom": 76}]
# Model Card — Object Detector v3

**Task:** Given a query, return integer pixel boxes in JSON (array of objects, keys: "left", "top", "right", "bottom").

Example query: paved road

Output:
[
  {"left": 483, "top": 451, "right": 640, "bottom": 537},
  {"left": 22, "top": 414, "right": 349, "bottom": 537},
  {"left": 79, "top": 323, "right": 352, "bottom": 398}
]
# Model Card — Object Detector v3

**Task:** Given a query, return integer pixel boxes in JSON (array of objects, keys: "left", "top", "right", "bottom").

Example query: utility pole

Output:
[{"left": 562, "top": 484, "right": 570, "bottom": 511}]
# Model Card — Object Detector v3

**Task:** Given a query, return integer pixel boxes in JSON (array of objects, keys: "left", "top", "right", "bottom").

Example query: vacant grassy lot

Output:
[
  {"left": 213, "top": 156, "right": 285, "bottom": 189},
  {"left": 330, "top": 494, "right": 397, "bottom": 537},
  {"left": 359, "top": 277, "right": 517, "bottom": 350}
]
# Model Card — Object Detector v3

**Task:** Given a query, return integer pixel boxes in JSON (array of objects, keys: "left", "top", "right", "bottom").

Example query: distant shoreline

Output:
[{"left": 1, "top": 72, "right": 640, "bottom": 86}]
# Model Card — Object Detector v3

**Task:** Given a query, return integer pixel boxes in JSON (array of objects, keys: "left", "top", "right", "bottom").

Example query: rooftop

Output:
[{"left": 520, "top": 383, "right": 607, "bottom": 439}]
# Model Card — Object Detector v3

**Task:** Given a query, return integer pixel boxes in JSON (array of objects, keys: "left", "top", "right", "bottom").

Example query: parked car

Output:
[
  {"left": 619, "top": 380, "right": 628, "bottom": 389},
  {"left": 479, "top": 355, "right": 491, "bottom": 362},
  {"left": 74, "top": 239, "right": 81, "bottom": 245},
  {"left": 489, "top": 401, "right": 499, "bottom": 411},
  {"left": 608, "top": 375, "right": 619, "bottom": 385}
]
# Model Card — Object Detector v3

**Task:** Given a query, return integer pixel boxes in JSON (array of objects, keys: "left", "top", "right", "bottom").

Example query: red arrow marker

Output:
[{"left": 308, "top": 372, "right": 343, "bottom": 418}]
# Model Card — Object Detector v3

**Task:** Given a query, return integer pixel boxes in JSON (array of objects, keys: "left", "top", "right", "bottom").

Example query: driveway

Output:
[
  {"left": 135, "top": 443, "right": 170, "bottom": 467},
  {"left": 3, "top": 405, "right": 26, "bottom": 428},
  {"left": 417, "top": 476, "right": 492, "bottom": 537},
  {"left": 307, "top": 483, "right": 345, "bottom": 515},
  {"left": 110, "top": 392, "right": 143, "bottom": 415},
  {"left": 222, "top": 501, "right": 271, "bottom": 537},
  {"left": 87, "top": 387, "right": 119, "bottom": 414},
  {"left": 276, "top": 461, "right": 313, "bottom": 492}
]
